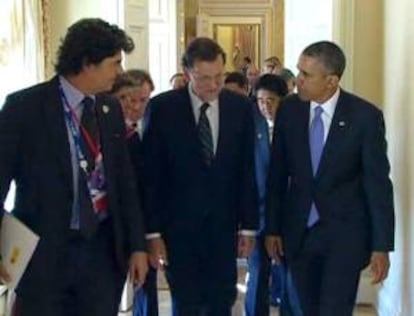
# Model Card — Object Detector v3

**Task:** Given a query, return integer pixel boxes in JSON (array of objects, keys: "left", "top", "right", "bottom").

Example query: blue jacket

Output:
[{"left": 253, "top": 104, "right": 271, "bottom": 232}]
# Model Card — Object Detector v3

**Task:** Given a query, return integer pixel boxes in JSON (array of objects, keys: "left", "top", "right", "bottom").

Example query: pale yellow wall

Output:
[
  {"left": 333, "top": 0, "right": 383, "bottom": 107},
  {"left": 216, "top": 26, "right": 234, "bottom": 72},
  {"left": 353, "top": 0, "right": 383, "bottom": 106},
  {"left": 48, "top": 0, "right": 119, "bottom": 76},
  {"left": 348, "top": 0, "right": 414, "bottom": 314},
  {"left": 334, "top": 1, "right": 412, "bottom": 314},
  {"left": 382, "top": 0, "right": 414, "bottom": 314}
]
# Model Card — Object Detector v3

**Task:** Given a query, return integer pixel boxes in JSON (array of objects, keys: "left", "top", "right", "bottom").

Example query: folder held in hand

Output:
[{"left": 1, "top": 213, "right": 40, "bottom": 290}]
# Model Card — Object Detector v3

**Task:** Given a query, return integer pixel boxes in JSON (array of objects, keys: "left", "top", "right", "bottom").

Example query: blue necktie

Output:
[{"left": 308, "top": 106, "right": 324, "bottom": 227}]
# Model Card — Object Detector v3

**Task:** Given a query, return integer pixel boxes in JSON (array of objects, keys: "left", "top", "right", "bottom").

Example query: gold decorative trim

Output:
[
  {"left": 274, "top": 0, "right": 284, "bottom": 64},
  {"left": 41, "top": 0, "right": 52, "bottom": 78}
]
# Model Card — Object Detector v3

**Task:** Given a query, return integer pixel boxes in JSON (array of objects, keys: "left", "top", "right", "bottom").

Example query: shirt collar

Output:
[
  {"left": 59, "top": 76, "right": 95, "bottom": 110},
  {"left": 310, "top": 87, "right": 340, "bottom": 119},
  {"left": 188, "top": 82, "right": 219, "bottom": 112}
]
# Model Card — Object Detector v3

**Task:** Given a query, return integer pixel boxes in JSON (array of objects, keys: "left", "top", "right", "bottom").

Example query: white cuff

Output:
[
  {"left": 145, "top": 233, "right": 161, "bottom": 240},
  {"left": 239, "top": 230, "right": 256, "bottom": 237}
]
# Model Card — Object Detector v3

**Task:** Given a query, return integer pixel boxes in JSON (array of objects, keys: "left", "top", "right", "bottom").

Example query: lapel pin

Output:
[
  {"left": 339, "top": 121, "right": 346, "bottom": 127},
  {"left": 103, "top": 105, "right": 110, "bottom": 113}
]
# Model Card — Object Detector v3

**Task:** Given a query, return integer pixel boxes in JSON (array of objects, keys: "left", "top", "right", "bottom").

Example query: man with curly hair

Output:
[{"left": 0, "top": 18, "right": 148, "bottom": 316}]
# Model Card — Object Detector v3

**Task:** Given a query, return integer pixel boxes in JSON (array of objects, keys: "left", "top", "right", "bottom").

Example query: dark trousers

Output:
[
  {"left": 173, "top": 303, "right": 231, "bottom": 316},
  {"left": 16, "top": 220, "right": 125, "bottom": 316},
  {"left": 165, "top": 221, "right": 237, "bottom": 316},
  {"left": 245, "top": 235, "right": 302, "bottom": 316},
  {"left": 279, "top": 269, "right": 303, "bottom": 316},
  {"left": 133, "top": 267, "right": 159, "bottom": 316},
  {"left": 245, "top": 235, "right": 271, "bottom": 316},
  {"left": 290, "top": 223, "right": 367, "bottom": 316}
]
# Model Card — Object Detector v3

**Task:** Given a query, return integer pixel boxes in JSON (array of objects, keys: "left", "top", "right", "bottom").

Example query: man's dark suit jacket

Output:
[
  {"left": 143, "top": 87, "right": 258, "bottom": 305},
  {"left": 128, "top": 132, "right": 145, "bottom": 199},
  {"left": 126, "top": 126, "right": 160, "bottom": 316},
  {"left": 265, "top": 90, "right": 394, "bottom": 265},
  {"left": 0, "top": 76, "right": 146, "bottom": 297}
]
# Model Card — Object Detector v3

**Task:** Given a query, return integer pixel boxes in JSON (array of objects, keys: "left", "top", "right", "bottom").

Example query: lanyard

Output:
[
  {"left": 59, "top": 85, "right": 108, "bottom": 215},
  {"left": 59, "top": 86, "right": 101, "bottom": 172}
]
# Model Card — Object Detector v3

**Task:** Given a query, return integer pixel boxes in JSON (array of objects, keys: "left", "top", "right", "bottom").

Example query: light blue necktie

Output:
[{"left": 308, "top": 106, "right": 324, "bottom": 227}]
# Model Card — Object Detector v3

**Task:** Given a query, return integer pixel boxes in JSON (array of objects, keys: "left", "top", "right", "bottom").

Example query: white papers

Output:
[{"left": 1, "top": 213, "right": 39, "bottom": 290}]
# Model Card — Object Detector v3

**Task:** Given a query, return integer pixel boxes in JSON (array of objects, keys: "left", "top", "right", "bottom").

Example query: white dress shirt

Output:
[
  {"left": 309, "top": 88, "right": 340, "bottom": 142},
  {"left": 188, "top": 83, "right": 219, "bottom": 153}
]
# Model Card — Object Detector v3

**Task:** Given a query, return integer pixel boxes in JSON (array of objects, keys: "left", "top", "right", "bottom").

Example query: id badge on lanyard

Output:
[{"left": 59, "top": 86, "right": 108, "bottom": 216}]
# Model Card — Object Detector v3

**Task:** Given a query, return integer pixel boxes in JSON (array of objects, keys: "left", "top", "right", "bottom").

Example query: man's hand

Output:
[
  {"left": 370, "top": 251, "right": 390, "bottom": 284},
  {"left": 238, "top": 235, "right": 255, "bottom": 258},
  {"left": 265, "top": 235, "right": 284, "bottom": 264},
  {"left": 0, "top": 258, "right": 11, "bottom": 285},
  {"left": 128, "top": 251, "right": 148, "bottom": 288},
  {"left": 147, "top": 237, "right": 168, "bottom": 270}
]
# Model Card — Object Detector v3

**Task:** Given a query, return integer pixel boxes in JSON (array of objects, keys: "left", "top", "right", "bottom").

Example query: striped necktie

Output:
[{"left": 197, "top": 102, "right": 214, "bottom": 166}]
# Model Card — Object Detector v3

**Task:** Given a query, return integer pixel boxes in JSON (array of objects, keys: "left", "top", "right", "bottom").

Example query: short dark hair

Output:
[
  {"left": 182, "top": 37, "right": 226, "bottom": 69},
  {"left": 302, "top": 41, "right": 346, "bottom": 78},
  {"left": 55, "top": 18, "right": 134, "bottom": 76},
  {"left": 126, "top": 69, "right": 154, "bottom": 91},
  {"left": 109, "top": 73, "right": 136, "bottom": 94},
  {"left": 255, "top": 74, "right": 288, "bottom": 98},
  {"left": 280, "top": 68, "right": 296, "bottom": 82},
  {"left": 169, "top": 72, "right": 185, "bottom": 83},
  {"left": 224, "top": 71, "right": 248, "bottom": 89}
]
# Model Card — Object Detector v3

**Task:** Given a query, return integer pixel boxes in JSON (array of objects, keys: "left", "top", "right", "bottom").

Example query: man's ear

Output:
[
  {"left": 327, "top": 74, "right": 339, "bottom": 88},
  {"left": 82, "top": 57, "right": 93, "bottom": 73}
]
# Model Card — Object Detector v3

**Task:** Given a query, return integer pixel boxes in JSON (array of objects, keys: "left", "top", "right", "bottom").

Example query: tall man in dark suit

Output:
[
  {"left": 144, "top": 37, "right": 258, "bottom": 316},
  {"left": 265, "top": 41, "right": 395, "bottom": 316},
  {"left": 0, "top": 18, "right": 148, "bottom": 316}
]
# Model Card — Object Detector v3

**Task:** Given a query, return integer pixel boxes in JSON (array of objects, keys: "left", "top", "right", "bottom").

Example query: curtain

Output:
[{"left": 0, "top": 0, "right": 47, "bottom": 106}]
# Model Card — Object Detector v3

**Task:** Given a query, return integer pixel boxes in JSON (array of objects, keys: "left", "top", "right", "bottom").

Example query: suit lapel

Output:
[
  {"left": 298, "top": 101, "right": 314, "bottom": 179},
  {"left": 179, "top": 89, "right": 210, "bottom": 166},
  {"left": 182, "top": 89, "right": 198, "bottom": 133},
  {"left": 316, "top": 91, "right": 349, "bottom": 178},
  {"left": 94, "top": 96, "right": 115, "bottom": 173},
  {"left": 42, "top": 77, "right": 73, "bottom": 192},
  {"left": 214, "top": 92, "right": 229, "bottom": 163}
]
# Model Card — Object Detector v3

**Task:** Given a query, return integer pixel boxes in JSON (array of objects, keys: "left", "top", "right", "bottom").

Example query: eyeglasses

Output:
[{"left": 188, "top": 71, "right": 224, "bottom": 85}]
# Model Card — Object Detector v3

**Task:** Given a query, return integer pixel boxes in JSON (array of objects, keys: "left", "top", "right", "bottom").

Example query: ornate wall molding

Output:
[
  {"left": 196, "top": 0, "right": 283, "bottom": 65},
  {"left": 123, "top": 0, "right": 149, "bottom": 69}
]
